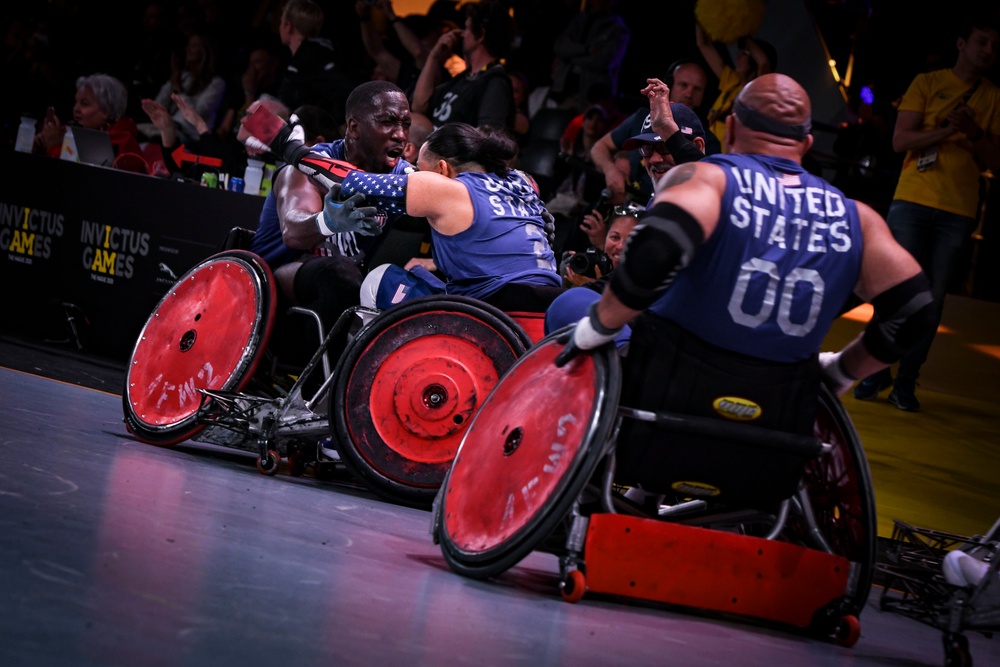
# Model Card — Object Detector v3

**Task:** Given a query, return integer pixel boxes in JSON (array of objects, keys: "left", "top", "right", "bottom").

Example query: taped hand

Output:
[
  {"left": 554, "top": 302, "right": 621, "bottom": 368},
  {"left": 818, "top": 351, "right": 857, "bottom": 396}
]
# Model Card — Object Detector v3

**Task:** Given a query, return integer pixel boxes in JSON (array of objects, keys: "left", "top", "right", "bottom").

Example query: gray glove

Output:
[{"left": 315, "top": 183, "right": 381, "bottom": 237}]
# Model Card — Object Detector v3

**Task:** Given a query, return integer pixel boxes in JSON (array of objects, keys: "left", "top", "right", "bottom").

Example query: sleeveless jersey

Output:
[
  {"left": 431, "top": 170, "right": 559, "bottom": 299},
  {"left": 648, "top": 154, "right": 864, "bottom": 363}
]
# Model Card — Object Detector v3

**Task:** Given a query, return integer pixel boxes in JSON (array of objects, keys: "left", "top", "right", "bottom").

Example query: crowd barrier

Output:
[{"left": 0, "top": 151, "right": 265, "bottom": 359}]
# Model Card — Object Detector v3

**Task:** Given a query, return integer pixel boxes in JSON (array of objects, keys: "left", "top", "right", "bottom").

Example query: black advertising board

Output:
[{"left": 0, "top": 151, "right": 264, "bottom": 359}]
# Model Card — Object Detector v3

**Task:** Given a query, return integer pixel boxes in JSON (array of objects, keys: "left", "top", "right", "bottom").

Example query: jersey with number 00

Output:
[{"left": 648, "top": 153, "right": 863, "bottom": 363}]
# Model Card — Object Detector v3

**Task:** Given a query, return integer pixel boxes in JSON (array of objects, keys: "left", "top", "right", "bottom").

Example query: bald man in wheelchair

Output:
[{"left": 556, "top": 73, "right": 933, "bottom": 500}]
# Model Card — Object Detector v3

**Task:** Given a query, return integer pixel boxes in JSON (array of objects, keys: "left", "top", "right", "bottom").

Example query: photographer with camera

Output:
[{"left": 560, "top": 204, "right": 639, "bottom": 287}]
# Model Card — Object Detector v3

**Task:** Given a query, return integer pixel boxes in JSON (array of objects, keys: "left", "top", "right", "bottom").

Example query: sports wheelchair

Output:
[
  {"left": 122, "top": 249, "right": 547, "bottom": 506},
  {"left": 432, "top": 329, "right": 877, "bottom": 647}
]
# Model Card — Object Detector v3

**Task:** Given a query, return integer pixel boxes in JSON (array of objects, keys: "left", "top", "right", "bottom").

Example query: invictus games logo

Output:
[
  {"left": 0, "top": 203, "right": 65, "bottom": 264},
  {"left": 712, "top": 396, "right": 762, "bottom": 421},
  {"left": 80, "top": 220, "right": 151, "bottom": 284}
]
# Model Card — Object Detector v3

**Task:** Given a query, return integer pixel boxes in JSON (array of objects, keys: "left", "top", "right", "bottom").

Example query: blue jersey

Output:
[
  {"left": 312, "top": 140, "right": 414, "bottom": 261},
  {"left": 649, "top": 154, "right": 863, "bottom": 363},
  {"left": 432, "top": 170, "right": 559, "bottom": 299}
]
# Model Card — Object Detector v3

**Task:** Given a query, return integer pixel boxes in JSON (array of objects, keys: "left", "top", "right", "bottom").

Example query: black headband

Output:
[{"left": 732, "top": 98, "right": 812, "bottom": 140}]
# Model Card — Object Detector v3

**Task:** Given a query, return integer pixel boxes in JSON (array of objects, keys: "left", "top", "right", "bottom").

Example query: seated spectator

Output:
[
  {"left": 141, "top": 93, "right": 289, "bottom": 180},
  {"left": 33, "top": 73, "right": 143, "bottom": 164},
  {"left": 152, "top": 32, "right": 227, "bottom": 145}
]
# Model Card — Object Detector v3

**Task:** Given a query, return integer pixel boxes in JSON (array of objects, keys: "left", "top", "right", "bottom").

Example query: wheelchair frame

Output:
[
  {"left": 123, "top": 250, "right": 534, "bottom": 506},
  {"left": 878, "top": 518, "right": 1000, "bottom": 667},
  {"left": 434, "top": 332, "right": 877, "bottom": 647}
]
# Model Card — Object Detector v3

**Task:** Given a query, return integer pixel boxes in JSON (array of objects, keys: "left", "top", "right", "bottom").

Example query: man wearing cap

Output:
[
  {"left": 544, "top": 80, "right": 707, "bottom": 343},
  {"left": 555, "top": 73, "right": 934, "bottom": 492},
  {"left": 620, "top": 78, "right": 707, "bottom": 205},
  {"left": 591, "top": 76, "right": 716, "bottom": 205}
]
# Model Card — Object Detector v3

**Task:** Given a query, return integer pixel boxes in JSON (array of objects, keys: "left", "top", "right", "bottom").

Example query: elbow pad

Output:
[
  {"left": 609, "top": 202, "right": 704, "bottom": 311},
  {"left": 862, "top": 273, "right": 935, "bottom": 363}
]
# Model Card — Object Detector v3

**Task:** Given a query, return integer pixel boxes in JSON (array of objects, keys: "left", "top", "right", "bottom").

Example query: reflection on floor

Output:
[{"left": 0, "top": 294, "right": 998, "bottom": 666}]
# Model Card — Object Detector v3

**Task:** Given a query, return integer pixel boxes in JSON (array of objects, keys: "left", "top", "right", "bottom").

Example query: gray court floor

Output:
[{"left": 1, "top": 366, "right": 997, "bottom": 667}]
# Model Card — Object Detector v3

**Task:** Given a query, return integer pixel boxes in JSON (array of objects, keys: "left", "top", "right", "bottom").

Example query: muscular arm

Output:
[
  {"left": 592, "top": 162, "right": 722, "bottom": 330},
  {"left": 276, "top": 167, "right": 327, "bottom": 250},
  {"left": 836, "top": 201, "right": 927, "bottom": 380},
  {"left": 590, "top": 131, "right": 627, "bottom": 200},
  {"left": 398, "top": 171, "right": 474, "bottom": 235}
]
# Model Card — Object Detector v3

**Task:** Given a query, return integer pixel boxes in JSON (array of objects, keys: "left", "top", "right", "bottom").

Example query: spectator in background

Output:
[
  {"left": 34, "top": 73, "right": 143, "bottom": 163},
  {"left": 696, "top": 21, "right": 776, "bottom": 146},
  {"left": 125, "top": 1, "right": 178, "bottom": 119},
  {"left": 277, "top": 0, "right": 356, "bottom": 127},
  {"left": 411, "top": 0, "right": 517, "bottom": 133},
  {"left": 550, "top": 0, "right": 630, "bottom": 113},
  {"left": 664, "top": 58, "right": 719, "bottom": 155},
  {"left": 852, "top": 13, "right": 1000, "bottom": 412},
  {"left": 215, "top": 44, "right": 283, "bottom": 141},
  {"left": 141, "top": 92, "right": 289, "bottom": 180},
  {"left": 153, "top": 32, "right": 227, "bottom": 145},
  {"left": 591, "top": 75, "right": 709, "bottom": 206},
  {"left": 356, "top": 0, "right": 448, "bottom": 98}
]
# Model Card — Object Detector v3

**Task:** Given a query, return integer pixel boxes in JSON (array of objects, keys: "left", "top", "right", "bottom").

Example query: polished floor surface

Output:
[{"left": 1, "top": 294, "right": 998, "bottom": 666}]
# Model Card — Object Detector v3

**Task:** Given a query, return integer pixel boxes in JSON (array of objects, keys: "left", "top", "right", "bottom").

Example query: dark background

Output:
[{"left": 2, "top": 0, "right": 999, "bottom": 301}]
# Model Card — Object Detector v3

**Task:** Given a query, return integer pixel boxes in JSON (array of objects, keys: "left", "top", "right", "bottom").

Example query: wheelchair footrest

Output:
[{"left": 582, "top": 513, "right": 851, "bottom": 628}]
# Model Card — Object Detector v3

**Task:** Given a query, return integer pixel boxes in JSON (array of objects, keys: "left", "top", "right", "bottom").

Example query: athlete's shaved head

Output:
[{"left": 737, "top": 73, "right": 811, "bottom": 127}]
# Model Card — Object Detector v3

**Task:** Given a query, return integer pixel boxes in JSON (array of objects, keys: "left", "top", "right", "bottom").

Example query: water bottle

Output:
[
  {"left": 60, "top": 126, "right": 79, "bottom": 162},
  {"left": 244, "top": 159, "right": 264, "bottom": 196},
  {"left": 14, "top": 116, "right": 36, "bottom": 153}
]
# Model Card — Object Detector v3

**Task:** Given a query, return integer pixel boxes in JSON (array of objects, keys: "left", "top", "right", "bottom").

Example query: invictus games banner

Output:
[{"left": 0, "top": 152, "right": 264, "bottom": 359}]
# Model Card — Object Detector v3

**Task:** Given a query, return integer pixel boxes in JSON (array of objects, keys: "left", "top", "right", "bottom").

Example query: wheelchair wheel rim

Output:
[
  {"left": 441, "top": 337, "right": 617, "bottom": 558},
  {"left": 337, "top": 304, "right": 525, "bottom": 489},
  {"left": 803, "top": 385, "right": 877, "bottom": 615},
  {"left": 124, "top": 252, "right": 273, "bottom": 440}
]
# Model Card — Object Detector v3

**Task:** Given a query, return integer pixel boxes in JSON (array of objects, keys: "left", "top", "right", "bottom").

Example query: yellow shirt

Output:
[
  {"left": 893, "top": 69, "right": 1000, "bottom": 218},
  {"left": 707, "top": 66, "right": 744, "bottom": 145}
]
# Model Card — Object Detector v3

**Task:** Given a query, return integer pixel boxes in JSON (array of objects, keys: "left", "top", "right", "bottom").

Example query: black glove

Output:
[
  {"left": 554, "top": 302, "right": 621, "bottom": 367},
  {"left": 315, "top": 183, "right": 382, "bottom": 237},
  {"left": 541, "top": 207, "right": 557, "bottom": 247},
  {"left": 241, "top": 104, "right": 312, "bottom": 165}
]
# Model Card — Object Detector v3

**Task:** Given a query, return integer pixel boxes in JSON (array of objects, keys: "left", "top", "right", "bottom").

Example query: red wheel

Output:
[
  {"left": 123, "top": 251, "right": 276, "bottom": 446},
  {"left": 256, "top": 449, "right": 280, "bottom": 476},
  {"left": 436, "top": 332, "right": 620, "bottom": 579},
  {"left": 287, "top": 451, "right": 306, "bottom": 477},
  {"left": 798, "top": 385, "right": 877, "bottom": 617},
  {"left": 560, "top": 569, "right": 587, "bottom": 603},
  {"left": 332, "top": 296, "right": 530, "bottom": 506},
  {"left": 835, "top": 614, "right": 861, "bottom": 647}
]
